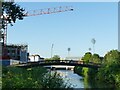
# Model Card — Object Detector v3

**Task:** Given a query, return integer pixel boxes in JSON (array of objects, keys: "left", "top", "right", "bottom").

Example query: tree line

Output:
[{"left": 74, "top": 49, "right": 120, "bottom": 88}]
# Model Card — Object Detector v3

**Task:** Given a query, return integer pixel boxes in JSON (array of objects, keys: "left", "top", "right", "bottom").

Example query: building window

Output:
[
  {"left": 12, "top": 50, "right": 15, "bottom": 53},
  {"left": 7, "top": 50, "right": 9, "bottom": 53},
  {"left": 17, "top": 51, "right": 20, "bottom": 55}
]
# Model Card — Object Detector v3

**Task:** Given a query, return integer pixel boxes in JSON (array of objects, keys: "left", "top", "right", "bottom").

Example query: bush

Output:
[
  {"left": 96, "top": 50, "right": 120, "bottom": 88},
  {"left": 41, "top": 71, "right": 68, "bottom": 88},
  {"left": 2, "top": 66, "right": 71, "bottom": 89},
  {"left": 74, "top": 66, "right": 83, "bottom": 76}
]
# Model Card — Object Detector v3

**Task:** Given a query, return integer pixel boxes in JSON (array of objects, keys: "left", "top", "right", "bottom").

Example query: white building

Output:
[{"left": 29, "top": 54, "right": 44, "bottom": 62}]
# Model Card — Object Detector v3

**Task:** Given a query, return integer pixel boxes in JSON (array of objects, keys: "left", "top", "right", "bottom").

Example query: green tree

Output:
[
  {"left": 103, "top": 50, "right": 120, "bottom": 64},
  {"left": 82, "top": 52, "right": 92, "bottom": 64},
  {"left": 74, "top": 66, "right": 83, "bottom": 76},
  {"left": 44, "top": 58, "right": 52, "bottom": 60},
  {"left": 51, "top": 55, "right": 60, "bottom": 60},
  {"left": 2, "top": 66, "right": 71, "bottom": 88},
  {"left": 1, "top": 2, "right": 25, "bottom": 29},
  {"left": 41, "top": 72, "right": 70, "bottom": 88},
  {"left": 89, "top": 53, "right": 101, "bottom": 64},
  {"left": 45, "top": 55, "right": 61, "bottom": 61},
  {"left": 97, "top": 50, "right": 120, "bottom": 88}
]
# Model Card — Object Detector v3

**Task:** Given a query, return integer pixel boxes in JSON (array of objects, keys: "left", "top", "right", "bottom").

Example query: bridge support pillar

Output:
[{"left": 66, "top": 67, "right": 68, "bottom": 70}]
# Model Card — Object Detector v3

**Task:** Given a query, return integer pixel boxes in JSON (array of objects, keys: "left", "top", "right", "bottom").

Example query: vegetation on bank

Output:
[
  {"left": 2, "top": 66, "right": 71, "bottom": 89},
  {"left": 45, "top": 55, "right": 61, "bottom": 60},
  {"left": 74, "top": 50, "right": 120, "bottom": 88}
]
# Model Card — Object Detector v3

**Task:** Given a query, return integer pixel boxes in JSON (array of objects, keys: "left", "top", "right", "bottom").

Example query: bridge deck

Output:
[{"left": 18, "top": 60, "right": 101, "bottom": 69}]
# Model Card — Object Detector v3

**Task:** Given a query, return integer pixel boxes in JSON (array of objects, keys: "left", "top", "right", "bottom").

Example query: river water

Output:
[
  {"left": 52, "top": 70, "right": 84, "bottom": 88},
  {"left": 51, "top": 70, "right": 115, "bottom": 89}
]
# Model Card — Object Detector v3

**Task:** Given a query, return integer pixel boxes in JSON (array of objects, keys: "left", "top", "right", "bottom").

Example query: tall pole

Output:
[
  {"left": 89, "top": 48, "right": 91, "bottom": 52},
  {"left": 91, "top": 38, "right": 96, "bottom": 54},
  {"left": 118, "top": 1, "right": 120, "bottom": 51},
  {"left": 2, "top": 16, "right": 8, "bottom": 56},
  {"left": 51, "top": 44, "right": 54, "bottom": 58},
  {"left": 3, "top": 23, "right": 7, "bottom": 56},
  {"left": 68, "top": 48, "right": 71, "bottom": 57}
]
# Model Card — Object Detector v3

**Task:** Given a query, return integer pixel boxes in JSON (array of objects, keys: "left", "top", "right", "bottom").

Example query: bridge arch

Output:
[{"left": 26, "top": 60, "right": 101, "bottom": 69}]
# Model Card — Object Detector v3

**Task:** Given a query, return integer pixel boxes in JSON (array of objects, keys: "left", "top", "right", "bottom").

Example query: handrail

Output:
[{"left": 26, "top": 60, "right": 101, "bottom": 68}]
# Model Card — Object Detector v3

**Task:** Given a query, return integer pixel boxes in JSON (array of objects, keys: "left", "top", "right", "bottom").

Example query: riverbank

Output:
[
  {"left": 74, "top": 65, "right": 120, "bottom": 89},
  {"left": 73, "top": 50, "right": 120, "bottom": 89},
  {"left": 2, "top": 66, "right": 72, "bottom": 89}
]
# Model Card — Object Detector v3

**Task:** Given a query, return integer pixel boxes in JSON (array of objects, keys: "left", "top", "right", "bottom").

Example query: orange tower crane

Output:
[{"left": 1, "top": 6, "right": 73, "bottom": 58}]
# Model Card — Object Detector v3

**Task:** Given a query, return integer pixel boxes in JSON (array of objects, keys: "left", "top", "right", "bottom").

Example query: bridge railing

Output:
[
  {"left": 23, "top": 60, "right": 101, "bottom": 68},
  {"left": 38, "top": 60, "right": 84, "bottom": 64},
  {"left": 27, "top": 60, "right": 101, "bottom": 67}
]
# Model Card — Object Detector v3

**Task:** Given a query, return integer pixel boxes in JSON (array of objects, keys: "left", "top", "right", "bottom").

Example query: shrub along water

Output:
[
  {"left": 2, "top": 66, "right": 72, "bottom": 89},
  {"left": 74, "top": 66, "right": 83, "bottom": 76},
  {"left": 96, "top": 50, "right": 120, "bottom": 88},
  {"left": 74, "top": 50, "right": 120, "bottom": 88}
]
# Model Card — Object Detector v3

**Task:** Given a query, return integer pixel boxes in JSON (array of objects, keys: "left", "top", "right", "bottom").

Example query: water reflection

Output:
[{"left": 52, "top": 70, "right": 84, "bottom": 88}]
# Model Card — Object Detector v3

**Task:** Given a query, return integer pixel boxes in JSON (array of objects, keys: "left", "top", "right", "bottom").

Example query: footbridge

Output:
[{"left": 18, "top": 60, "right": 101, "bottom": 69}]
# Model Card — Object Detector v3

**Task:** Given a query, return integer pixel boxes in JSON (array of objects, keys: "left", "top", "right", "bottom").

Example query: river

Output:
[
  {"left": 53, "top": 70, "right": 115, "bottom": 89},
  {"left": 52, "top": 70, "right": 85, "bottom": 88},
  {"left": 51, "top": 69, "right": 116, "bottom": 89}
]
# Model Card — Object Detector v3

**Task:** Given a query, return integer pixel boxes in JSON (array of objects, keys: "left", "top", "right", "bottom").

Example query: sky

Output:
[
  {"left": 7, "top": 2, "right": 118, "bottom": 58},
  {"left": 13, "top": 0, "right": 119, "bottom": 2}
]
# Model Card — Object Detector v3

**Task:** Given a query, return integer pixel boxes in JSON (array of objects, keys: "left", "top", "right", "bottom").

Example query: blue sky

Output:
[{"left": 7, "top": 2, "right": 118, "bottom": 58}]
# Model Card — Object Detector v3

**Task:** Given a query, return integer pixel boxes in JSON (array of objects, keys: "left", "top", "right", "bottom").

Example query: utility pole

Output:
[{"left": 118, "top": 1, "right": 120, "bottom": 52}]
